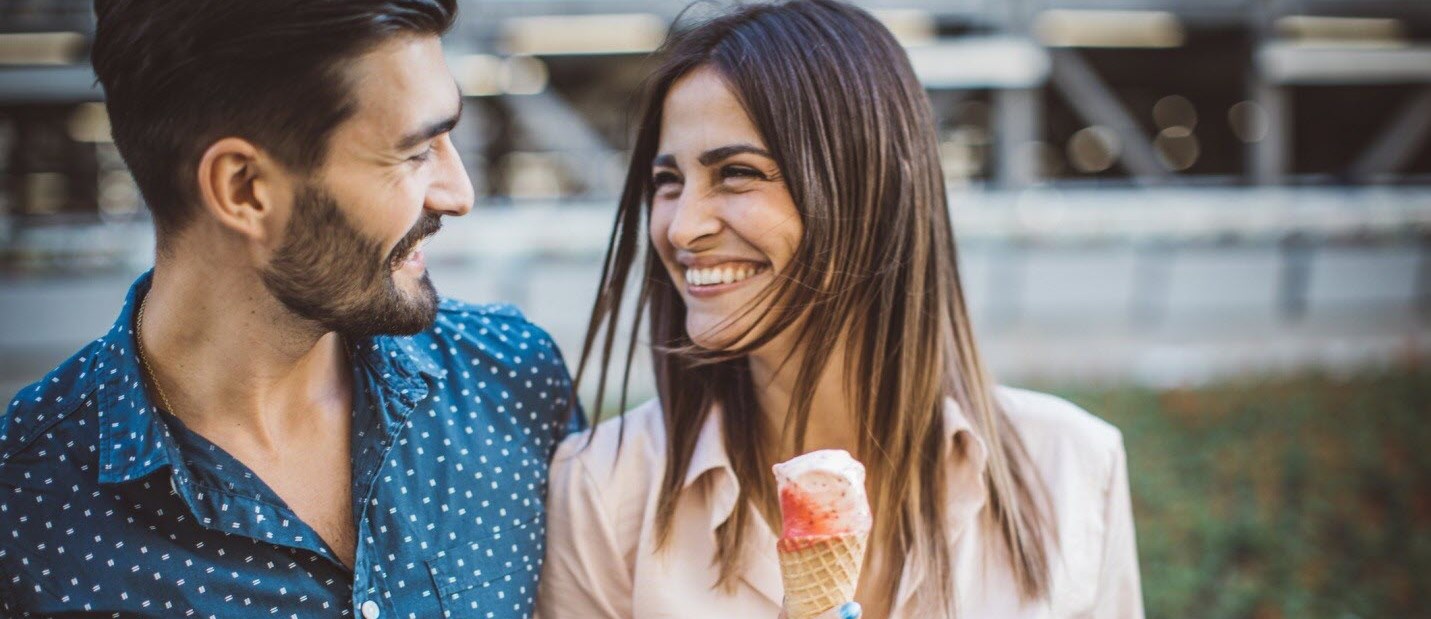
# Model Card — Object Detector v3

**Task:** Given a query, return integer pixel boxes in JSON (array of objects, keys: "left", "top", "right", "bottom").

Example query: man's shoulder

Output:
[
  {"left": 1, "top": 339, "right": 106, "bottom": 466},
  {"left": 405, "top": 297, "right": 579, "bottom": 434},
  {"left": 427, "top": 297, "right": 561, "bottom": 357},
  {"left": 435, "top": 296, "right": 531, "bottom": 327}
]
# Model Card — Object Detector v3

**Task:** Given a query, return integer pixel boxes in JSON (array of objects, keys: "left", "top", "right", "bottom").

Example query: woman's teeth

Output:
[{"left": 685, "top": 264, "right": 765, "bottom": 287}]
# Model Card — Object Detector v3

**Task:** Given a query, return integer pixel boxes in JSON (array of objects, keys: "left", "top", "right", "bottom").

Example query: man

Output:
[{"left": 0, "top": 1, "right": 580, "bottom": 617}]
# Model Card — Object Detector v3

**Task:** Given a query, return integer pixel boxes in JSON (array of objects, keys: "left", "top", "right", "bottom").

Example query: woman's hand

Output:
[{"left": 778, "top": 601, "right": 862, "bottom": 619}]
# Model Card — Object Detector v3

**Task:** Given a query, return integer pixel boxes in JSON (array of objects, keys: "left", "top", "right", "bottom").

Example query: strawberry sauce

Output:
[{"left": 780, "top": 485, "right": 847, "bottom": 538}]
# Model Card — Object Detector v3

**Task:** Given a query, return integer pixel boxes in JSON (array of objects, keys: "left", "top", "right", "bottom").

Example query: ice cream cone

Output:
[{"left": 776, "top": 531, "right": 868, "bottom": 619}]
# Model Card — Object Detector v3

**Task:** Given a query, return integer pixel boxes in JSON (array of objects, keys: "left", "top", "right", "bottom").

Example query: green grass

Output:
[{"left": 1051, "top": 365, "right": 1430, "bottom": 619}]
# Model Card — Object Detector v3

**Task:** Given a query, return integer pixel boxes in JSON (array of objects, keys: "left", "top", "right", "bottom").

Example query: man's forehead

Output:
[{"left": 342, "top": 36, "right": 460, "bottom": 143}]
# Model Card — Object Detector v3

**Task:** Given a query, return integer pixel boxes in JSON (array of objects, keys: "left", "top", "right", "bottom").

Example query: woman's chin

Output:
[{"left": 685, "top": 318, "right": 744, "bottom": 351}]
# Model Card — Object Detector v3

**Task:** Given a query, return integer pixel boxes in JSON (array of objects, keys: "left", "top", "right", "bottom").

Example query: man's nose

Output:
[{"left": 426, "top": 134, "right": 474, "bottom": 217}]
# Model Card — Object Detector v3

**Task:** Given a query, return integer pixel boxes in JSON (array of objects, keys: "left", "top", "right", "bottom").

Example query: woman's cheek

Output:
[
  {"left": 648, "top": 203, "right": 674, "bottom": 255},
  {"left": 648, "top": 206, "right": 686, "bottom": 288},
  {"left": 733, "top": 194, "right": 801, "bottom": 267}
]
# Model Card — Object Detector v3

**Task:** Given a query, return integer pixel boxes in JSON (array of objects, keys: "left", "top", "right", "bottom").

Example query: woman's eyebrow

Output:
[
  {"left": 699, "top": 143, "right": 771, "bottom": 166},
  {"left": 652, "top": 144, "right": 772, "bottom": 169}
]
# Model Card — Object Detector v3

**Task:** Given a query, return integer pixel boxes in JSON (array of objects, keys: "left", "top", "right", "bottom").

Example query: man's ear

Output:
[{"left": 195, "top": 138, "right": 291, "bottom": 245}]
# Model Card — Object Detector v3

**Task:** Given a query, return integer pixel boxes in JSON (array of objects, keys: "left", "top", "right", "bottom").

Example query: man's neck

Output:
[{"left": 139, "top": 261, "right": 352, "bottom": 451}]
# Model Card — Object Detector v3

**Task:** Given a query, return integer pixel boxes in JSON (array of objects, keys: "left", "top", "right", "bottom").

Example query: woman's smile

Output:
[{"left": 682, "top": 261, "right": 770, "bottom": 297}]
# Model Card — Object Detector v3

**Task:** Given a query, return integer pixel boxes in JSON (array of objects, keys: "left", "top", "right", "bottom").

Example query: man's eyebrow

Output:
[
  {"left": 395, "top": 99, "right": 464, "bottom": 152},
  {"left": 652, "top": 153, "right": 677, "bottom": 169},
  {"left": 698, "top": 143, "right": 771, "bottom": 166}
]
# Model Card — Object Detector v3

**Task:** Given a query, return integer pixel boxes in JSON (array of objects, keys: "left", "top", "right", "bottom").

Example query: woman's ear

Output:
[{"left": 194, "top": 137, "right": 291, "bottom": 246}]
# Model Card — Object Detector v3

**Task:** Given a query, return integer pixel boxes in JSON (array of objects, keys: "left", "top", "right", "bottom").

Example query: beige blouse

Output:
[{"left": 537, "top": 387, "right": 1144, "bottom": 618}]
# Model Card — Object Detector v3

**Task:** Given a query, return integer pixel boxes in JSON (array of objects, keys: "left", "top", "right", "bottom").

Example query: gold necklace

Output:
[{"left": 136, "top": 294, "right": 178, "bottom": 415}]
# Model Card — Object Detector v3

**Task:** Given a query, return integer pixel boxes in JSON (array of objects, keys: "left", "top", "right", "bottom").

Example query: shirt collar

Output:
[
  {"left": 351, "top": 332, "right": 442, "bottom": 397},
  {"left": 683, "top": 397, "right": 992, "bottom": 532},
  {"left": 681, "top": 402, "right": 730, "bottom": 489},
  {"left": 942, "top": 396, "right": 991, "bottom": 526},
  {"left": 93, "top": 270, "right": 185, "bottom": 485},
  {"left": 681, "top": 402, "right": 738, "bottom": 531}
]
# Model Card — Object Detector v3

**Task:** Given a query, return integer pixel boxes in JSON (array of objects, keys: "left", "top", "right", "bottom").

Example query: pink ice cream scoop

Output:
[{"left": 773, "top": 449, "right": 872, "bottom": 539}]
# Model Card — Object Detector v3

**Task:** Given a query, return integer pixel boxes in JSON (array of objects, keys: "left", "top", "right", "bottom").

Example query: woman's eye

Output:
[
  {"left": 720, "top": 165, "right": 765, "bottom": 181},
  {"left": 652, "top": 171, "right": 682, "bottom": 190}
]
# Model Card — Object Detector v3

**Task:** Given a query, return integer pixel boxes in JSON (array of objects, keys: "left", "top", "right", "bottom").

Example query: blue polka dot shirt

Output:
[{"left": 0, "top": 271, "right": 584, "bottom": 618}]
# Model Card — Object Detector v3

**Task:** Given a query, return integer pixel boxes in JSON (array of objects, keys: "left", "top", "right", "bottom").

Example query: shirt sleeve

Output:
[
  {"left": 550, "top": 343, "right": 588, "bottom": 442},
  {"left": 1091, "top": 435, "right": 1146, "bottom": 618},
  {"left": 537, "top": 440, "right": 632, "bottom": 619}
]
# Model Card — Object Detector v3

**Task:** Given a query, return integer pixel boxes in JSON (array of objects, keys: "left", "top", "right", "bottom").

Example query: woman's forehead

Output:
[{"left": 657, "top": 67, "right": 766, "bottom": 156}]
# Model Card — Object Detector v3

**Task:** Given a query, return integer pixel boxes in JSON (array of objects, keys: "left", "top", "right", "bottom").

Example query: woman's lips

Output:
[{"left": 683, "top": 262, "right": 769, "bottom": 298}]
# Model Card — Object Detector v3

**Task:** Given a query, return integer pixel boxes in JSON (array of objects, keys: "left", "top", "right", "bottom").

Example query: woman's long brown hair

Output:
[{"left": 572, "top": 1, "right": 1054, "bottom": 614}]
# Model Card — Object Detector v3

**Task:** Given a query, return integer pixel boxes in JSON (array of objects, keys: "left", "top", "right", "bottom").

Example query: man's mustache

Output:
[{"left": 388, "top": 213, "right": 443, "bottom": 267}]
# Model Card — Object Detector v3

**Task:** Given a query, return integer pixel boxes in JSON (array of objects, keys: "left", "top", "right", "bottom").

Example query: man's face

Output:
[{"left": 260, "top": 35, "right": 473, "bottom": 337}]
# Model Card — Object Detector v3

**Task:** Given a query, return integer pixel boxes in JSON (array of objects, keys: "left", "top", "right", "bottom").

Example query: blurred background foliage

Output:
[{"left": 1055, "top": 365, "right": 1429, "bottom": 618}]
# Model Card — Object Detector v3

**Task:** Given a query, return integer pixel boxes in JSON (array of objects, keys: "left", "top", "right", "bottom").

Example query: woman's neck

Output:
[{"left": 747, "top": 332, "right": 859, "bottom": 461}]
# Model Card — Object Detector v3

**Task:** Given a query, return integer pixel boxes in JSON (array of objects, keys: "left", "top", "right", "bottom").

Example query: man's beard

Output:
[{"left": 260, "top": 184, "right": 441, "bottom": 338}]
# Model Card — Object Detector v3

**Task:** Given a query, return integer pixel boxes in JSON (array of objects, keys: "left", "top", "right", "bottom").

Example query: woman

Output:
[{"left": 538, "top": 1, "right": 1143, "bottom": 618}]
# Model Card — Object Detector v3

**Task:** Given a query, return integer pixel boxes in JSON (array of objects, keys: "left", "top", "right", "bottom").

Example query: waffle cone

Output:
[{"left": 776, "top": 532, "right": 868, "bottom": 619}]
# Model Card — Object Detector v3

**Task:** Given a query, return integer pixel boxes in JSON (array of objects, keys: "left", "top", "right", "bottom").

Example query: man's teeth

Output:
[
  {"left": 685, "top": 265, "right": 764, "bottom": 286},
  {"left": 401, "top": 236, "right": 433, "bottom": 262}
]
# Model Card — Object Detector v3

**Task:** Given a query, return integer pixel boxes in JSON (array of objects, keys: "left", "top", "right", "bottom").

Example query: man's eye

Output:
[{"left": 409, "top": 146, "right": 435, "bottom": 163}]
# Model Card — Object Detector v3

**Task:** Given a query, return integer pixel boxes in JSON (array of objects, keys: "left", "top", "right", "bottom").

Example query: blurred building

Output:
[
  {"left": 1, "top": 0, "right": 1428, "bottom": 393},
  {"left": 4, "top": 0, "right": 1431, "bottom": 216}
]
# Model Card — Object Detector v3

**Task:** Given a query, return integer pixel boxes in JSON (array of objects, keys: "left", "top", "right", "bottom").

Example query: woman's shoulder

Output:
[
  {"left": 993, "top": 388, "right": 1137, "bottom": 609},
  {"left": 994, "top": 386, "right": 1127, "bottom": 474},
  {"left": 550, "top": 399, "right": 669, "bottom": 506}
]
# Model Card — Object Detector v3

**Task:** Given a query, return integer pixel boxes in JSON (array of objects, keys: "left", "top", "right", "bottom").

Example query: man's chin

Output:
[
  {"left": 384, "top": 273, "right": 440, "bottom": 333},
  {"left": 401, "top": 266, "right": 439, "bottom": 297},
  {"left": 320, "top": 274, "right": 440, "bottom": 339},
  {"left": 394, "top": 263, "right": 429, "bottom": 285}
]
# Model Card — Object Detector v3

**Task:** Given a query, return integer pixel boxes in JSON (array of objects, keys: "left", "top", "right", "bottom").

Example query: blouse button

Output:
[{"left": 360, "top": 600, "right": 380, "bottom": 619}]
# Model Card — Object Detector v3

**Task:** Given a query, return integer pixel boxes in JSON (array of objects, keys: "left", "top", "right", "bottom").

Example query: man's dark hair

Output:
[{"left": 91, "top": 0, "right": 458, "bottom": 244}]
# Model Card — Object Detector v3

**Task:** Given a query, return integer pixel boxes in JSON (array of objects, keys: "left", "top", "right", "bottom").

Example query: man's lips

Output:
[
  {"left": 389, "top": 216, "right": 442, "bottom": 271},
  {"left": 392, "top": 236, "right": 433, "bottom": 271}
]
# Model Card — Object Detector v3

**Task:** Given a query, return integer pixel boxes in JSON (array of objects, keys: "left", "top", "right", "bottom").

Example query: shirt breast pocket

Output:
[{"left": 426, "top": 512, "right": 545, "bottom": 617}]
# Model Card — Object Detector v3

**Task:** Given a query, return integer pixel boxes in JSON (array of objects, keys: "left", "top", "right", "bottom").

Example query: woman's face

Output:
[{"left": 650, "top": 66, "right": 803, "bottom": 350}]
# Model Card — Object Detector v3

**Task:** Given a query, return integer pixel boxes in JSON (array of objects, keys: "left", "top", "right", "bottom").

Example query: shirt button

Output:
[{"left": 361, "top": 600, "right": 380, "bottom": 619}]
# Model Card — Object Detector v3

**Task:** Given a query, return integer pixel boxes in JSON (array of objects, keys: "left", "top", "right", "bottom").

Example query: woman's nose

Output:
[{"left": 665, "top": 187, "right": 723, "bottom": 249}]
